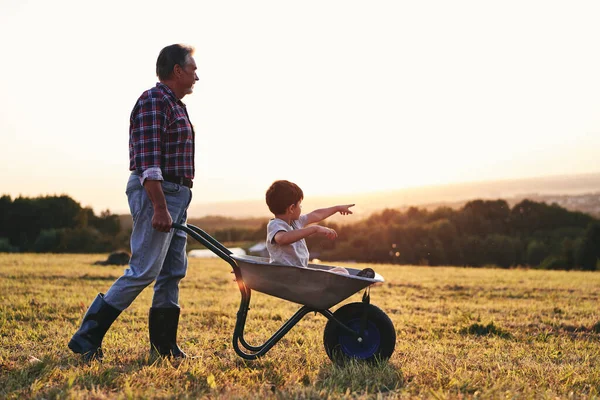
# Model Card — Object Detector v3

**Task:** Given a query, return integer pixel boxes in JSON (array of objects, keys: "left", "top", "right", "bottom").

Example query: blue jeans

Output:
[{"left": 103, "top": 174, "right": 192, "bottom": 311}]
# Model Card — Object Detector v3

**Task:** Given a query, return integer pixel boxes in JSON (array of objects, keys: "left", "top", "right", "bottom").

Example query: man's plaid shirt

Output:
[{"left": 129, "top": 82, "right": 195, "bottom": 182}]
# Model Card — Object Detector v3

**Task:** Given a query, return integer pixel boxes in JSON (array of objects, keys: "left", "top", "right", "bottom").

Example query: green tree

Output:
[
  {"left": 576, "top": 222, "right": 600, "bottom": 270},
  {"left": 526, "top": 240, "right": 548, "bottom": 266},
  {"left": 482, "top": 235, "right": 518, "bottom": 268}
]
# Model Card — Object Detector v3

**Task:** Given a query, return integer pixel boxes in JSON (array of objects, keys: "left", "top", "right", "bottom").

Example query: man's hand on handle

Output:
[
  {"left": 143, "top": 180, "right": 173, "bottom": 232},
  {"left": 152, "top": 208, "right": 173, "bottom": 232}
]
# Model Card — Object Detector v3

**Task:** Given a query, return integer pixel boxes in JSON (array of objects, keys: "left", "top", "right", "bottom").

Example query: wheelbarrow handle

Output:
[{"left": 172, "top": 223, "right": 237, "bottom": 268}]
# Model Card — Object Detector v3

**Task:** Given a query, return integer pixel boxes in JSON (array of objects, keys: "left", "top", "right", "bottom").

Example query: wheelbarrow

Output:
[{"left": 173, "top": 223, "right": 396, "bottom": 364}]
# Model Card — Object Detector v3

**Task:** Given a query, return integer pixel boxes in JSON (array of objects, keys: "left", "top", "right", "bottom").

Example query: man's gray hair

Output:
[{"left": 156, "top": 44, "right": 195, "bottom": 81}]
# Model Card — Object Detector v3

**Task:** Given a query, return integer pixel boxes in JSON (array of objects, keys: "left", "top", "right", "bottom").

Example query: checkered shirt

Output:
[{"left": 129, "top": 82, "right": 195, "bottom": 181}]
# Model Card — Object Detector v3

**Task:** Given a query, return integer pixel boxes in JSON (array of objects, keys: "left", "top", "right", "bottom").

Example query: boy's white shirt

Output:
[{"left": 266, "top": 215, "right": 310, "bottom": 267}]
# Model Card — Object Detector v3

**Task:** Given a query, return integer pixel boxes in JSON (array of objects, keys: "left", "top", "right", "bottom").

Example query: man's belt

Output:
[{"left": 163, "top": 175, "right": 193, "bottom": 188}]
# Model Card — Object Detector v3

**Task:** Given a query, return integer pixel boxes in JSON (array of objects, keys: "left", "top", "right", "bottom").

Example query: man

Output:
[{"left": 68, "top": 44, "right": 199, "bottom": 361}]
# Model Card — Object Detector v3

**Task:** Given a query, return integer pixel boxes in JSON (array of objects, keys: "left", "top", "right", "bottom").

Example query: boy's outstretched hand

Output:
[{"left": 337, "top": 204, "right": 355, "bottom": 215}]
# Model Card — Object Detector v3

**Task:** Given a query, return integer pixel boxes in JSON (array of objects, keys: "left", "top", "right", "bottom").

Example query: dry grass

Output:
[{"left": 1, "top": 253, "right": 599, "bottom": 399}]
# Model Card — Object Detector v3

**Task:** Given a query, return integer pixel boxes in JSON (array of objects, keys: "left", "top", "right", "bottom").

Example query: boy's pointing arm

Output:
[{"left": 304, "top": 204, "right": 355, "bottom": 225}]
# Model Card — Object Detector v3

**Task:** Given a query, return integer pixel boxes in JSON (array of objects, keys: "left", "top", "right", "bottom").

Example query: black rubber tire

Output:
[{"left": 323, "top": 302, "right": 396, "bottom": 365}]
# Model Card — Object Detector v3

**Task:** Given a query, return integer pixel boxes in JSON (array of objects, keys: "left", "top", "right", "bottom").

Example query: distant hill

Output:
[
  {"left": 414, "top": 192, "right": 600, "bottom": 218},
  {"left": 187, "top": 172, "right": 600, "bottom": 222}
]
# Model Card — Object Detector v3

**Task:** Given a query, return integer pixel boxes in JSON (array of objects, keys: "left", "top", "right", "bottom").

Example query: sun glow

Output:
[{"left": 1, "top": 1, "right": 599, "bottom": 214}]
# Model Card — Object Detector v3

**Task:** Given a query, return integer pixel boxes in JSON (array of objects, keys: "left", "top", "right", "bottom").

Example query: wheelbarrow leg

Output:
[{"left": 232, "top": 285, "right": 316, "bottom": 360}]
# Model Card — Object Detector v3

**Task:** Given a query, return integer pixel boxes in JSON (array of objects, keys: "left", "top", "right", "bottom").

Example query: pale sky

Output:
[{"left": 1, "top": 0, "right": 599, "bottom": 215}]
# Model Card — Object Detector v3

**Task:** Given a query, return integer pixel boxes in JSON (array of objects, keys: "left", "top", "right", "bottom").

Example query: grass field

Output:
[{"left": 1, "top": 254, "right": 599, "bottom": 399}]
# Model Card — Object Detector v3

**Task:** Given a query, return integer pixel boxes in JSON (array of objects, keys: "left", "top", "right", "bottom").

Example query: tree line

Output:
[
  {"left": 0, "top": 195, "right": 126, "bottom": 253},
  {"left": 209, "top": 199, "right": 600, "bottom": 270},
  {"left": 1, "top": 194, "right": 599, "bottom": 270},
  {"left": 309, "top": 199, "right": 600, "bottom": 270}
]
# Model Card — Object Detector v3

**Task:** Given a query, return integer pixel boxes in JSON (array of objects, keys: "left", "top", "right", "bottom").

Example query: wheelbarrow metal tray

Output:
[{"left": 230, "top": 255, "right": 384, "bottom": 310}]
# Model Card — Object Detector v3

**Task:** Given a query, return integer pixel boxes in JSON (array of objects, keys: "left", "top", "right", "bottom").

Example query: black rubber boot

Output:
[
  {"left": 68, "top": 293, "right": 121, "bottom": 361},
  {"left": 149, "top": 307, "right": 187, "bottom": 358}
]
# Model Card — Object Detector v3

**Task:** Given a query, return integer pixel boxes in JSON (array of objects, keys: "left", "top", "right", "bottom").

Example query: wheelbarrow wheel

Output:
[{"left": 323, "top": 302, "right": 395, "bottom": 365}]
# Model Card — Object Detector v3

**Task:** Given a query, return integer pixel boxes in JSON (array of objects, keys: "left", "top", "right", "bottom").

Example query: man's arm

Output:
[
  {"left": 304, "top": 204, "right": 355, "bottom": 225},
  {"left": 274, "top": 225, "right": 337, "bottom": 245},
  {"left": 131, "top": 97, "right": 167, "bottom": 181},
  {"left": 143, "top": 180, "right": 172, "bottom": 232},
  {"left": 131, "top": 95, "right": 172, "bottom": 232}
]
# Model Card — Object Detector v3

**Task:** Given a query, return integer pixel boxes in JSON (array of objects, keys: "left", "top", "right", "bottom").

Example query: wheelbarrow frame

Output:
[{"left": 173, "top": 222, "right": 367, "bottom": 360}]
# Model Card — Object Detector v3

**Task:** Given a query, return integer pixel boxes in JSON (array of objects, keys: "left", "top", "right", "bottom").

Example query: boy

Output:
[{"left": 265, "top": 180, "right": 353, "bottom": 273}]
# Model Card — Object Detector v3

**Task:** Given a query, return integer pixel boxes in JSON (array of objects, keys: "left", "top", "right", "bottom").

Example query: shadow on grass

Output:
[
  {"left": 316, "top": 359, "right": 404, "bottom": 395},
  {"left": 0, "top": 355, "right": 121, "bottom": 398},
  {"left": 0, "top": 355, "right": 56, "bottom": 396},
  {"left": 0, "top": 350, "right": 161, "bottom": 398},
  {"left": 232, "top": 355, "right": 404, "bottom": 395},
  {"left": 459, "top": 322, "right": 512, "bottom": 339},
  {"left": 2, "top": 350, "right": 405, "bottom": 398}
]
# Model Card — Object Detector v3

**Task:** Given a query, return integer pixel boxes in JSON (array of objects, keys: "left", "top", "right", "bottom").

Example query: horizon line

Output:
[{"left": 190, "top": 170, "right": 600, "bottom": 206}]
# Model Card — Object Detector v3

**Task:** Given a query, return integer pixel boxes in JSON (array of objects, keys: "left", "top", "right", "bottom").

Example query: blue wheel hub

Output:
[{"left": 338, "top": 318, "right": 381, "bottom": 359}]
